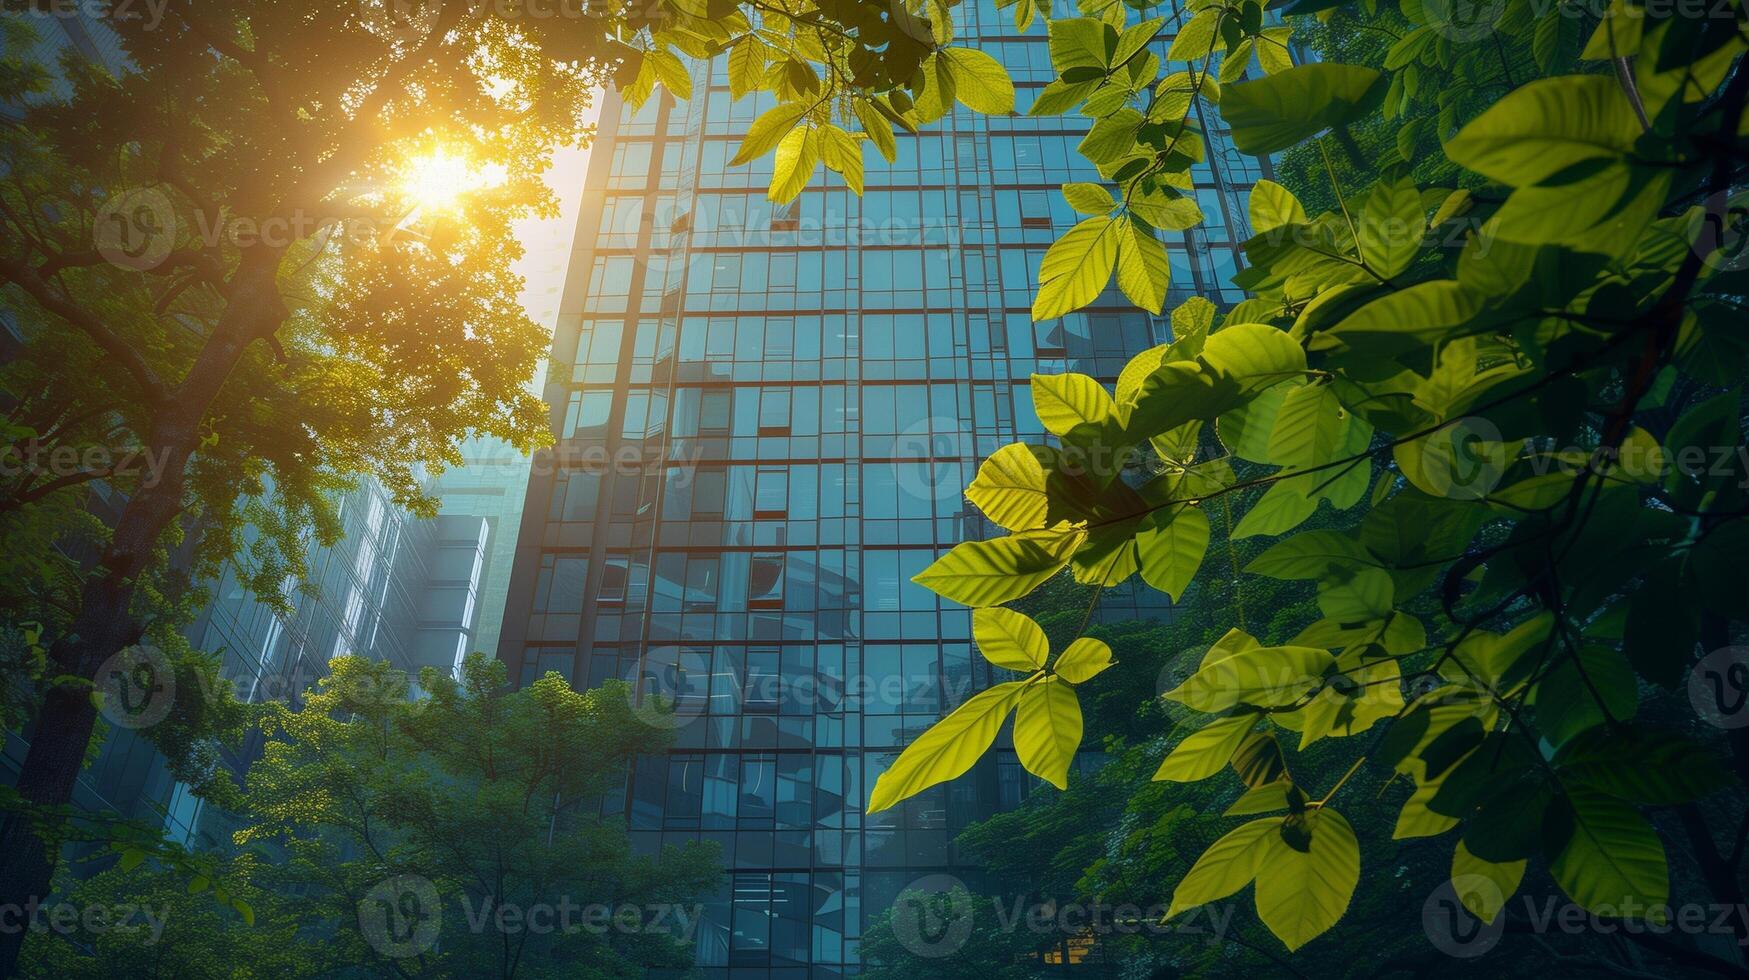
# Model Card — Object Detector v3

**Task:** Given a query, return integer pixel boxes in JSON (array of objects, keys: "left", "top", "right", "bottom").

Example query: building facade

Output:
[{"left": 496, "top": 3, "right": 1275, "bottom": 975}]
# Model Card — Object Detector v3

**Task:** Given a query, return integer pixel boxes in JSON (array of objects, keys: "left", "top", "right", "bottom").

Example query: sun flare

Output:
[{"left": 397, "top": 151, "right": 508, "bottom": 212}]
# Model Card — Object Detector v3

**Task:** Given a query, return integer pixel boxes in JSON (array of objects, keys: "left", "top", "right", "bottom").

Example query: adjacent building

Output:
[{"left": 496, "top": 1, "right": 1277, "bottom": 975}]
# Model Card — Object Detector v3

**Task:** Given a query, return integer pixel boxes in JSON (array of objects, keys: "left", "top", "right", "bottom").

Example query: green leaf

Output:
[
  {"left": 818, "top": 125, "right": 865, "bottom": 195},
  {"left": 1452, "top": 840, "right": 1524, "bottom": 925},
  {"left": 912, "top": 531, "right": 1081, "bottom": 607},
  {"left": 972, "top": 607, "right": 1050, "bottom": 672},
  {"left": 727, "top": 41, "right": 762, "bottom": 100},
  {"left": 854, "top": 101, "right": 898, "bottom": 164},
  {"left": 1249, "top": 179, "right": 1308, "bottom": 234},
  {"left": 966, "top": 443, "right": 1051, "bottom": 531},
  {"left": 1168, "top": 9, "right": 1221, "bottom": 63},
  {"left": 1254, "top": 808, "right": 1360, "bottom": 951},
  {"left": 1226, "top": 780, "right": 1296, "bottom": 815},
  {"left": 731, "top": 102, "right": 809, "bottom": 166},
  {"left": 1245, "top": 530, "right": 1376, "bottom": 580},
  {"left": 1556, "top": 728, "right": 1733, "bottom": 804},
  {"left": 1202, "top": 323, "right": 1307, "bottom": 392},
  {"left": 769, "top": 126, "right": 819, "bottom": 203},
  {"left": 1222, "top": 63, "right": 1386, "bottom": 155},
  {"left": 1137, "top": 506, "right": 1209, "bottom": 602},
  {"left": 1547, "top": 785, "right": 1669, "bottom": 917},
  {"left": 868, "top": 681, "right": 1027, "bottom": 812},
  {"left": 1034, "top": 216, "right": 1119, "bottom": 320},
  {"left": 942, "top": 47, "right": 1016, "bottom": 114},
  {"left": 1014, "top": 676, "right": 1083, "bottom": 788},
  {"left": 1113, "top": 17, "right": 1165, "bottom": 66},
  {"left": 1165, "top": 644, "right": 1334, "bottom": 712},
  {"left": 1357, "top": 176, "right": 1424, "bottom": 279},
  {"left": 1166, "top": 817, "right": 1275, "bottom": 918},
  {"left": 1267, "top": 384, "right": 1345, "bottom": 469},
  {"left": 1049, "top": 17, "right": 1109, "bottom": 70},
  {"left": 1063, "top": 182, "right": 1117, "bottom": 215},
  {"left": 1320, "top": 279, "right": 1486, "bottom": 356},
  {"left": 1114, "top": 216, "right": 1171, "bottom": 313},
  {"left": 1443, "top": 75, "right": 1641, "bottom": 186},
  {"left": 1156, "top": 714, "right": 1255, "bottom": 782},
  {"left": 649, "top": 50, "right": 692, "bottom": 100},
  {"left": 1054, "top": 637, "right": 1115, "bottom": 684},
  {"left": 1030, "top": 372, "right": 1117, "bottom": 441}
]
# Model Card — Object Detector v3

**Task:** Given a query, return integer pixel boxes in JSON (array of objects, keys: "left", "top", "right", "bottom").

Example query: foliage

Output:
[
  {"left": 659, "top": 0, "right": 1749, "bottom": 962},
  {"left": 0, "top": 1, "right": 620, "bottom": 954},
  {"left": 19, "top": 654, "right": 719, "bottom": 978}
]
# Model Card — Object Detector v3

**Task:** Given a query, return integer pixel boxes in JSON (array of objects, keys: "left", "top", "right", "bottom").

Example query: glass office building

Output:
[{"left": 497, "top": 3, "right": 1276, "bottom": 974}]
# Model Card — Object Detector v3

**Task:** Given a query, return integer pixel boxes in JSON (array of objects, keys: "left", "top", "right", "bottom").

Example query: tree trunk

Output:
[
  {"left": 0, "top": 248, "right": 287, "bottom": 977},
  {"left": 0, "top": 685, "right": 100, "bottom": 977}
]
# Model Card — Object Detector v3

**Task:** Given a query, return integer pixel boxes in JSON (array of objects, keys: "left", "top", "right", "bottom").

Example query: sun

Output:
[{"left": 398, "top": 151, "right": 508, "bottom": 212}]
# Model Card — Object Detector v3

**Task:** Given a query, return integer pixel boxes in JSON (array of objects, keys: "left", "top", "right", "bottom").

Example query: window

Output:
[
  {"left": 758, "top": 388, "right": 791, "bottom": 435},
  {"left": 533, "top": 555, "right": 586, "bottom": 614},
  {"left": 548, "top": 471, "right": 601, "bottom": 523},
  {"left": 749, "top": 552, "right": 785, "bottom": 607},
  {"left": 754, "top": 468, "right": 788, "bottom": 518}
]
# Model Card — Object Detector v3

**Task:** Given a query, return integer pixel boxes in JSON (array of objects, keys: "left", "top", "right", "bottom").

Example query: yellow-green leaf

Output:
[
  {"left": 1030, "top": 372, "right": 1117, "bottom": 439},
  {"left": 732, "top": 101, "right": 809, "bottom": 166},
  {"left": 1254, "top": 808, "right": 1360, "bottom": 951},
  {"left": 1249, "top": 179, "right": 1308, "bottom": 234},
  {"left": 972, "top": 607, "right": 1049, "bottom": 672},
  {"left": 868, "top": 681, "right": 1026, "bottom": 812},
  {"left": 1165, "top": 817, "right": 1275, "bottom": 918},
  {"left": 912, "top": 531, "right": 1082, "bottom": 607},
  {"left": 818, "top": 124, "right": 865, "bottom": 195},
  {"left": 1014, "top": 675, "right": 1083, "bottom": 788},
  {"left": 1443, "top": 75, "right": 1641, "bottom": 187},
  {"left": 1166, "top": 644, "right": 1334, "bottom": 712},
  {"left": 1115, "top": 216, "right": 1171, "bottom": 314},
  {"left": 1034, "top": 216, "right": 1118, "bottom": 321},
  {"left": 942, "top": 47, "right": 1016, "bottom": 114},
  {"left": 1452, "top": 840, "right": 1524, "bottom": 925},
  {"left": 769, "top": 125, "right": 819, "bottom": 203},
  {"left": 1137, "top": 505, "right": 1209, "bottom": 602},
  {"left": 1055, "top": 636, "right": 1114, "bottom": 684},
  {"left": 966, "top": 443, "right": 1050, "bottom": 531},
  {"left": 854, "top": 101, "right": 898, "bottom": 163},
  {"left": 1063, "top": 182, "right": 1116, "bottom": 215},
  {"left": 1156, "top": 714, "right": 1255, "bottom": 782}
]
